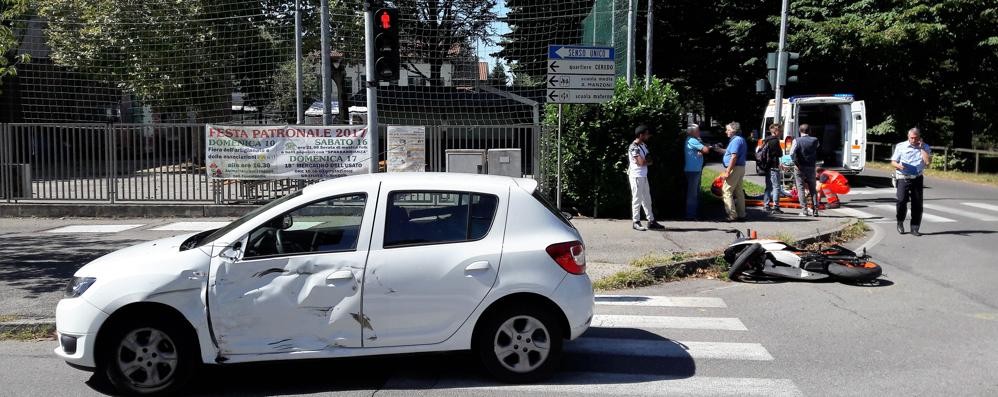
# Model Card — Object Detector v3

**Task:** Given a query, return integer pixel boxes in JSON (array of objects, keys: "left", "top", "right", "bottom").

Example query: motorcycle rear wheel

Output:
[{"left": 827, "top": 261, "right": 882, "bottom": 281}]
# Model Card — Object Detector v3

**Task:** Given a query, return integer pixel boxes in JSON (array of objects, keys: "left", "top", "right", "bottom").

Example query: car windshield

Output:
[{"left": 196, "top": 191, "right": 303, "bottom": 247}]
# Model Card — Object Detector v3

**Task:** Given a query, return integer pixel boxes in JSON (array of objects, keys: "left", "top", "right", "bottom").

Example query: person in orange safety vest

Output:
[{"left": 816, "top": 168, "right": 849, "bottom": 208}]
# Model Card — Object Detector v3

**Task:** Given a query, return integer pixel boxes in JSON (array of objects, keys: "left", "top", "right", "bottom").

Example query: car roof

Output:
[{"left": 302, "top": 172, "right": 537, "bottom": 196}]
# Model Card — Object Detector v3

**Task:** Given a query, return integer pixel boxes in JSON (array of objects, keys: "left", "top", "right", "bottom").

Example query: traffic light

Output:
[
  {"left": 759, "top": 52, "right": 778, "bottom": 92},
  {"left": 778, "top": 51, "right": 800, "bottom": 85},
  {"left": 373, "top": 8, "right": 400, "bottom": 82}
]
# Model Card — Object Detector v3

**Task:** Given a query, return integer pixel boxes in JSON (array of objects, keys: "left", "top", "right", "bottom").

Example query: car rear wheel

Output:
[
  {"left": 100, "top": 317, "right": 196, "bottom": 396},
  {"left": 475, "top": 305, "right": 563, "bottom": 383}
]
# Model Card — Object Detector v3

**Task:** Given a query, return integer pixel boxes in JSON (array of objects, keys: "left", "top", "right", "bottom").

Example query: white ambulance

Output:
[{"left": 760, "top": 94, "right": 867, "bottom": 175}]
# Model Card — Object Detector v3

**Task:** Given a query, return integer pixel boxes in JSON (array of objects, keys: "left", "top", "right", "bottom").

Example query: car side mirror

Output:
[
  {"left": 219, "top": 241, "right": 243, "bottom": 261},
  {"left": 560, "top": 211, "right": 574, "bottom": 221}
]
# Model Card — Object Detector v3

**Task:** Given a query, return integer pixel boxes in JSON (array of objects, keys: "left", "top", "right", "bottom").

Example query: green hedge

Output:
[{"left": 541, "top": 77, "right": 684, "bottom": 219}]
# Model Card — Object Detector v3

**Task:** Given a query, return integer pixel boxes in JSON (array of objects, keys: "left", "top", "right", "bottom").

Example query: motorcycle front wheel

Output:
[{"left": 728, "top": 243, "right": 762, "bottom": 282}]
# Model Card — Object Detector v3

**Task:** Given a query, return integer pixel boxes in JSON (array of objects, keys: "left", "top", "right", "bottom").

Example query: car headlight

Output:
[{"left": 64, "top": 277, "right": 97, "bottom": 298}]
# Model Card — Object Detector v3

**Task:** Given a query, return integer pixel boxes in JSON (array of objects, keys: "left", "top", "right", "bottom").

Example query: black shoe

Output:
[
  {"left": 897, "top": 222, "right": 905, "bottom": 235},
  {"left": 736, "top": 217, "right": 748, "bottom": 222},
  {"left": 647, "top": 221, "right": 665, "bottom": 230},
  {"left": 633, "top": 222, "right": 646, "bottom": 231},
  {"left": 772, "top": 207, "right": 785, "bottom": 214},
  {"left": 910, "top": 225, "right": 921, "bottom": 236}
]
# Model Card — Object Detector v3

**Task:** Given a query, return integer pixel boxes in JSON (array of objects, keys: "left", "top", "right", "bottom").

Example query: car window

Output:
[
  {"left": 243, "top": 193, "right": 367, "bottom": 259},
  {"left": 384, "top": 191, "right": 498, "bottom": 248},
  {"left": 197, "top": 191, "right": 302, "bottom": 247}
]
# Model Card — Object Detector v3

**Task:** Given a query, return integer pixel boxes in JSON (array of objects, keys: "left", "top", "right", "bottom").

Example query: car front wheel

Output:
[
  {"left": 475, "top": 305, "right": 563, "bottom": 383},
  {"left": 100, "top": 317, "right": 196, "bottom": 396}
]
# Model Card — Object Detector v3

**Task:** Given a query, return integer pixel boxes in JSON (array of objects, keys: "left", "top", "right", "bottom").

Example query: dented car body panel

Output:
[{"left": 55, "top": 173, "right": 594, "bottom": 370}]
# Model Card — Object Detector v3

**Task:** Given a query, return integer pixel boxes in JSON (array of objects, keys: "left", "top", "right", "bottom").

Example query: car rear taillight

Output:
[{"left": 546, "top": 241, "right": 586, "bottom": 275}]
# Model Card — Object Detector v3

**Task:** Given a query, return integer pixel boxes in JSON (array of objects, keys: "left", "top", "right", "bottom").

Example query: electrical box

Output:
[
  {"left": 445, "top": 149, "right": 486, "bottom": 174},
  {"left": 486, "top": 149, "right": 522, "bottom": 178}
]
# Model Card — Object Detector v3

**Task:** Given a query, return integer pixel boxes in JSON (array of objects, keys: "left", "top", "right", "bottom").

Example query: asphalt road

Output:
[{"left": 1, "top": 166, "right": 997, "bottom": 396}]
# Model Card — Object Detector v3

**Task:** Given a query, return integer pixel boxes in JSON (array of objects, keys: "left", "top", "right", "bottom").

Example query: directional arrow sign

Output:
[
  {"left": 546, "top": 89, "right": 614, "bottom": 104},
  {"left": 547, "top": 74, "right": 615, "bottom": 90},
  {"left": 548, "top": 45, "right": 615, "bottom": 61},
  {"left": 547, "top": 60, "right": 615, "bottom": 76}
]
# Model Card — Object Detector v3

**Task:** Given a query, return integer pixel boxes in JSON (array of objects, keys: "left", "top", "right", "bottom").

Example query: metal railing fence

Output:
[
  {"left": 0, "top": 123, "right": 541, "bottom": 204},
  {"left": 867, "top": 141, "right": 998, "bottom": 174}
]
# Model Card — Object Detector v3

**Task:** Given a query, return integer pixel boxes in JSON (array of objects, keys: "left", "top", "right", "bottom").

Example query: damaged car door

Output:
[{"left": 208, "top": 192, "right": 374, "bottom": 355}]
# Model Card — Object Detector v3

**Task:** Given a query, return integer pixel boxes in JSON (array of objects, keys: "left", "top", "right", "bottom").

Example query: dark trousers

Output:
[{"left": 896, "top": 176, "right": 924, "bottom": 226}]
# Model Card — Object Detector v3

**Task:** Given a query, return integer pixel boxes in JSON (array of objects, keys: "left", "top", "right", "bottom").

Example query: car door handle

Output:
[
  {"left": 326, "top": 270, "right": 354, "bottom": 282},
  {"left": 465, "top": 261, "right": 492, "bottom": 272}
]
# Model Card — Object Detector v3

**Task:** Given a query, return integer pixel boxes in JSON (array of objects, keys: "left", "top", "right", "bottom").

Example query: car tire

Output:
[
  {"left": 475, "top": 305, "right": 563, "bottom": 383},
  {"left": 100, "top": 316, "right": 197, "bottom": 396},
  {"left": 728, "top": 243, "right": 762, "bottom": 282},
  {"left": 827, "top": 261, "right": 882, "bottom": 282}
]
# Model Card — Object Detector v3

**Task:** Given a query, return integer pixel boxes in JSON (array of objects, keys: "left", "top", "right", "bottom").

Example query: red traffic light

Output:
[{"left": 379, "top": 10, "right": 392, "bottom": 30}]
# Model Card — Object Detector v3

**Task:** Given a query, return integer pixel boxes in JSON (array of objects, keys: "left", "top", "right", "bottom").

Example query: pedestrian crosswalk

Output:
[
  {"left": 823, "top": 199, "right": 998, "bottom": 224},
  {"left": 383, "top": 294, "right": 802, "bottom": 396}
]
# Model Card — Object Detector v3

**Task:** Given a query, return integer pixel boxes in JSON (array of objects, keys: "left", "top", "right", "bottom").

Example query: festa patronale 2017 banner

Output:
[{"left": 205, "top": 124, "right": 370, "bottom": 180}]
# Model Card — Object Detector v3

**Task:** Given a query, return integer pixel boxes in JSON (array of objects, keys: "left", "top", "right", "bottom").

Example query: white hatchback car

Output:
[{"left": 55, "top": 173, "right": 594, "bottom": 395}]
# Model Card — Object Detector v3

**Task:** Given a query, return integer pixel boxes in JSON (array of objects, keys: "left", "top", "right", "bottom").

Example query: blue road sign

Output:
[{"left": 548, "top": 45, "right": 615, "bottom": 61}]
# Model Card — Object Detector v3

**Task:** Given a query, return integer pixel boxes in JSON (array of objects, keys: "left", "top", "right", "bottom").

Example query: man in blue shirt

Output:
[
  {"left": 712, "top": 122, "right": 748, "bottom": 221},
  {"left": 684, "top": 124, "right": 711, "bottom": 220},
  {"left": 891, "top": 127, "right": 932, "bottom": 236}
]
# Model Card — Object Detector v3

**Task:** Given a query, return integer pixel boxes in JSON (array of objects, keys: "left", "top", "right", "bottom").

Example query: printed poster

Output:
[
  {"left": 205, "top": 124, "right": 370, "bottom": 180},
  {"left": 386, "top": 125, "right": 426, "bottom": 172}
]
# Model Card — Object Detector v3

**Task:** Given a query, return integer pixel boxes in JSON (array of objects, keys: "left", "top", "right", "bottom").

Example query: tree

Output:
[
  {"left": 488, "top": 62, "right": 509, "bottom": 86},
  {"left": 268, "top": 51, "right": 321, "bottom": 122},
  {"left": 395, "top": 0, "right": 498, "bottom": 87},
  {"left": 542, "top": 77, "right": 682, "bottom": 218},
  {"left": 492, "top": 0, "right": 594, "bottom": 87},
  {"left": 0, "top": 0, "right": 31, "bottom": 95},
  {"left": 37, "top": 0, "right": 280, "bottom": 122},
  {"left": 263, "top": 0, "right": 364, "bottom": 123}
]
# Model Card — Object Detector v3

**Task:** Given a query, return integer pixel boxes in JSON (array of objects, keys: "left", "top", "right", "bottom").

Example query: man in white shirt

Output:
[
  {"left": 628, "top": 124, "right": 664, "bottom": 231},
  {"left": 891, "top": 127, "right": 932, "bottom": 236}
]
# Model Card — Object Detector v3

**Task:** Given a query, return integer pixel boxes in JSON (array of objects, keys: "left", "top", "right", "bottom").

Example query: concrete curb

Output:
[
  {"left": 0, "top": 318, "right": 57, "bottom": 337},
  {"left": 0, "top": 203, "right": 258, "bottom": 218},
  {"left": 644, "top": 218, "right": 861, "bottom": 280}
]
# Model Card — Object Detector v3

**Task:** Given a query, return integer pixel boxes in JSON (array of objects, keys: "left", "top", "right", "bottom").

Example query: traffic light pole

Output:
[
  {"left": 320, "top": 0, "right": 333, "bottom": 125},
  {"left": 365, "top": 1, "right": 380, "bottom": 173},
  {"left": 773, "top": 0, "right": 790, "bottom": 127},
  {"left": 294, "top": 0, "right": 303, "bottom": 124}
]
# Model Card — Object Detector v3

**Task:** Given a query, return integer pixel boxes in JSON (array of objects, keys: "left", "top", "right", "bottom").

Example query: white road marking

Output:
[
  {"left": 829, "top": 207, "right": 881, "bottom": 219},
  {"left": 591, "top": 314, "right": 748, "bottom": 331},
  {"left": 150, "top": 221, "right": 229, "bottom": 231},
  {"left": 44, "top": 224, "right": 144, "bottom": 233},
  {"left": 569, "top": 338, "right": 773, "bottom": 361},
  {"left": 846, "top": 188, "right": 895, "bottom": 195},
  {"left": 962, "top": 202, "right": 998, "bottom": 213},
  {"left": 871, "top": 204, "right": 956, "bottom": 223},
  {"left": 381, "top": 372, "right": 803, "bottom": 396},
  {"left": 595, "top": 295, "right": 727, "bottom": 308},
  {"left": 924, "top": 204, "right": 998, "bottom": 222}
]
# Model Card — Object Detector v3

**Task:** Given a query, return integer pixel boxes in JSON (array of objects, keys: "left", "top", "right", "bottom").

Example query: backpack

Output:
[{"left": 758, "top": 138, "right": 778, "bottom": 170}]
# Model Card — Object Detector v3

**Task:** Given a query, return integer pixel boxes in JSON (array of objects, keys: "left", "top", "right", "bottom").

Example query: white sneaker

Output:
[{"left": 799, "top": 210, "right": 809, "bottom": 217}]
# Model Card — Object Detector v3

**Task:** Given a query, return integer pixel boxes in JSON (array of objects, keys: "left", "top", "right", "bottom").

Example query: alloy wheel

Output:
[
  {"left": 493, "top": 315, "right": 551, "bottom": 374},
  {"left": 115, "top": 327, "right": 179, "bottom": 392}
]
